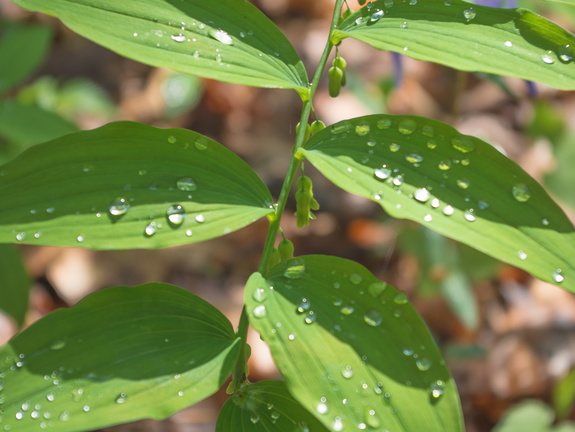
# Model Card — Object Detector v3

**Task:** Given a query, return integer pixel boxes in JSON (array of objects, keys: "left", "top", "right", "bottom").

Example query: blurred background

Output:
[{"left": 1, "top": 0, "right": 575, "bottom": 430}]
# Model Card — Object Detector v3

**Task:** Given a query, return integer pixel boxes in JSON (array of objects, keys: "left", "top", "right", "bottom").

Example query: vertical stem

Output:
[{"left": 232, "top": 0, "right": 345, "bottom": 392}]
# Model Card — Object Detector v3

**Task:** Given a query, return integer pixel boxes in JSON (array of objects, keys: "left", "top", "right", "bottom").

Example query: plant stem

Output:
[{"left": 232, "top": 0, "right": 345, "bottom": 392}]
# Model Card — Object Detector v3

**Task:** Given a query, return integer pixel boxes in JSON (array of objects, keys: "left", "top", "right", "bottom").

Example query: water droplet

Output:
[
  {"left": 185, "top": 229, "right": 193, "bottom": 237},
  {"left": 541, "top": 51, "right": 555, "bottom": 64},
  {"left": 15, "top": 232, "right": 25, "bottom": 241},
  {"left": 250, "top": 413, "right": 260, "bottom": 424},
  {"left": 431, "top": 198, "right": 440, "bottom": 208},
  {"left": 376, "top": 118, "right": 392, "bottom": 129},
  {"left": 464, "top": 212, "right": 476, "bottom": 222},
  {"left": 443, "top": 205, "right": 455, "bottom": 216},
  {"left": 414, "top": 188, "right": 430, "bottom": 203},
  {"left": 331, "top": 123, "right": 351, "bottom": 134},
  {"left": 392, "top": 175, "right": 404, "bottom": 186},
  {"left": 400, "top": 21, "right": 409, "bottom": 29},
  {"left": 76, "top": 234, "right": 85, "bottom": 243},
  {"left": 251, "top": 287, "right": 268, "bottom": 303},
  {"left": 341, "top": 365, "right": 354, "bottom": 379},
  {"left": 167, "top": 135, "right": 177, "bottom": 144},
  {"left": 350, "top": 273, "right": 362, "bottom": 284},
  {"left": 517, "top": 250, "right": 527, "bottom": 260},
  {"left": 504, "top": 40, "right": 513, "bottom": 47},
  {"left": 394, "top": 292, "right": 408, "bottom": 304},
  {"left": 115, "top": 393, "right": 127, "bottom": 404},
  {"left": 558, "top": 45, "right": 573, "bottom": 63},
  {"left": 370, "top": 9, "right": 384, "bottom": 21},
  {"left": 384, "top": 0, "right": 394, "bottom": 8},
  {"left": 171, "top": 34, "right": 186, "bottom": 42},
  {"left": 194, "top": 214, "right": 205, "bottom": 223},
  {"left": 195, "top": 137, "right": 209, "bottom": 150},
  {"left": 333, "top": 417, "right": 344, "bottom": 431},
  {"left": 210, "top": 29, "right": 233, "bottom": 45},
  {"left": 167, "top": 204, "right": 186, "bottom": 226},
  {"left": 59, "top": 411, "right": 70, "bottom": 422},
  {"left": 355, "top": 124, "right": 370, "bottom": 136},
  {"left": 406, "top": 153, "right": 423, "bottom": 164},
  {"left": 416, "top": 358, "right": 432, "bottom": 371},
  {"left": 463, "top": 8, "right": 476, "bottom": 21},
  {"left": 288, "top": 333, "right": 296, "bottom": 341},
  {"left": 423, "top": 214, "right": 433, "bottom": 222},
  {"left": 478, "top": 200, "right": 490, "bottom": 210},
  {"left": 365, "top": 408, "right": 380, "bottom": 428},
  {"left": 316, "top": 398, "right": 329, "bottom": 414},
  {"left": 340, "top": 305, "right": 354, "bottom": 315},
  {"left": 451, "top": 136, "right": 475, "bottom": 153},
  {"left": 46, "top": 393, "right": 55, "bottom": 402},
  {"left": 304, "top": 312, "right": 316, "bottom": 324},
  {"left": 456, "top": 178, "right": 470, "bottom": 189},
  {"left": 109, "top": 198, "right": 130, "bottom": 216},
  {"left": 553, "top": 269, "right": 564, "bottom": 283},
  {"left": 542, "top": 218, "right": 550, "bottom": 226},
  {"left": 358, "top": 423, "right": 367, "bottom": 430},
  {"left": 144, "top": 221, "right": 158, "bottom": 237},
  {"left": 421, "top": 125, "right": 434, "bottom": 137},
  {"left": 177, "top": 178, "right": 197, "bottom": 191},
  {"left": 364, "top": 310, "right": 383, "bottom": 326},
  {"left": 374, "top": 167, "right": 392, "bottom": 180},
  {"left": 284, "top": 258, "right": 306, "bottom": 279},
  {"left": 296, "top": 298, "right": 311, "bottom": 313},
  {"left": 46, "top": 207, "right": 55, "bottom": 214},
  {"left": 368, "top": 281, "right": 387, "bottom": 297},
  {"left": 270, "top": 410, "right": 281, "bottom": 420},
  {"left": 438, "top": 160, "right": 452, "bottom": 171},
  {"left": 389, "top": 143, "right": 401, "bottom": 152},
  {"left": 430, "top": 380, "right": 444, "bottom": 399},
  {"left": 403, "top": 347, "right": 414, "bottom": 356},
  {"left": 512, "top": 183, "right": 531, "bottom": 202},
  {"left": 398, "top": 119, "right": 416, "bottom": 135},
  {"left": 427, "top": 139, "right": 437, "bottom": 149},
  {"left": 50, "top": 340, "right": 65, "bottom": 351},
  {"left": 253, "top": 305, "right": 267, "bottom": 318}
]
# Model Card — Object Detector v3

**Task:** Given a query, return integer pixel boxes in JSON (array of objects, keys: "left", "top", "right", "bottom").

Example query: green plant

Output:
[{"left": 1, "top": 0, "right": 575, "bottom": 431}]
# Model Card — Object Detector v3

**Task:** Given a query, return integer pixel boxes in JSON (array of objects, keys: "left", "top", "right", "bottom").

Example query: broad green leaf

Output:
[
  {"left": 245, "top": 256, "right": 463, "bottom": 432},
  {"left": 493, "top": 399, "right": 575, "bottom": 432},
  {"left": 553, "top": 368, "right": 575, "bottom": 419},
  {"left": 10, "top": 0, "right": 309, "bottom": 96},
  {"left": 0, "top": 21, "right": 52, "bottom": 93},
  {"left": 0, "top": 283, "right": 240, "bottom": 432},
  {"left": 300, "top": 115, "right": 575, "bottom": 292},
  {"left": 0, "top": 121, "right": 274, "bottom": 249},
  {"left": 333, "top": 0, "right": 575, "bottom": 90},
  {"left": 545, "top": 132, "right": 575, "bottom": 209},
  {"left": 216, "top": 380, "right": 330, "bottom": 432},
  {"left": 0, "top": 244, "right": 30, "bottom": 327}
]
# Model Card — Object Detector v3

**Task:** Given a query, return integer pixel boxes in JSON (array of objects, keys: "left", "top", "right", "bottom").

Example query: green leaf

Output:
[
  {"left": 0, "top": 21, "right": 52, "bottom": 93},
  {"left": 491, "top": 399, "right": 575, "bottom": 432},
  {"left": 553, "top": 367, "right": 575, "bottom": 419},
  {"left": 0, "top": 244, "right": 30, "bottom": 327},
  {"left": 333, "top": 0, "right": 575, "bottom": 90},
  {"left": 301, "top": 115, "right": 575, "bottom": 291},
  {"left": 0, "top": 283, "right": 240, "bottom": 432},
  {"left": 545, "top": 132, "right": 575, "bottom": 209},
  {"left": 216, "top": 380, "right": 330, "bottom": 432},
  {"left": 245, "top": 256, "right": 464, "bottom": 432},
  {"left": 11, "top": 0, "right": 309, "bottom": 96},
  {"left": 0, "top": 121, "right": 274, "bottom": 249}
]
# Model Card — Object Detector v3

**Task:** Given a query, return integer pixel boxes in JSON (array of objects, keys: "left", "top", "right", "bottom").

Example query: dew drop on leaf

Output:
[
  {"left": 364, "top": 310, "right": 383, "bottom": 327},
  {"left": 376, "top": 118, "right": 392, "bottom": 129},
  {"left": 463, "top": 8, "right": 476, "bottom": 21},
  {"left": 451, "top": 136, "right": 475, "bottom": 153},
  {"left": 304, "top": 312, "right": 316, "bottom": 324},
  {"left": 194, "top": 214, "right": 205, "bottom": 223},
  {"left": 253, "top": 305, "right": 267, "bottom": 318},
  {"left": 423, "top": 214, "right": 433, "bottom": 222},
  {"left": 185, "top": 229, "right": 193, "bottom": 237},
  {"left": 340, "top": 305, "right": 354, "bottom": 315},
  {"left": 350, "top": 273, "right": 362, "bottom": 284},
  {"left": 250, "top": 413, "right": 260, "bottom": 424},
  {"left": 210, "top": 29, "right": 233, "bottom": 45},
  {"left": 374, "top": 167, "right": 392, "bottom": 180},
  {"left": 288, "top": 333, "right": 296, "bottom": 341},
  {"left": 512, "top": 183, "right": 531, "bottom": 202},
  {"left": 252, "top": 287, "right": 268, "bottom": 303},
  {"left": 167, "top": 135, "right": 177, "bottom": 144},
  {"left": 553, "top": 269, "right": 564, "bottom": 283},
  {"left": 144, "top": 221, "right": 158, "bottom": 237},
  {"left": 284, "top": 258, "right": 306, "bottom": 279},
  {"left": 115, "top": 393, "right": 127, "bottom": 404},
  {"left": 170, "top": 34, "right": 186, "bottom": 42},
  {"left": 398, "top": 119, "right": 416, "bottom": 135},
  {"left": 370, "top": 9, "right": 384, "bottom": 22},
  {"left": 316, "top": 398, "right": 329, "bottom": 414},
  {"left": 341, "top": 365, "right": 354, "bottom": 379},
  {"left": 430, "top": 380, "right": 444, "bottom": 399},
  {"left": 177, "top": 178, "right": 197, "bottom": 191},
  {"left": 394, "top": 292, "right": 408, "bottom": 304},
  {"left": 406, "top": 153, "right": 423, "bottom": 164},
  {"left": 416, "top": 358, "right": 432, "bottom": 371},
  {"left": 195, "top": 137, "right": 209, "bottom": 150},
  {"left": 355, "top": 124, "right": 370, "bottom": 136},
  {"left": 389, "top": 143, "right": 401, "bottom": 152},
  {"left": 108, "top": 198, "right": 130, "bottom": 216},
  {"left": 414, "top": 188, "right": 430, "bottom": 203},
  {"left": 167, "top": 204, "right": 186, "bottom": 226},
  {"left": 368, "top": 281, "right": 387, "bottom": 297},
  {"left": 541, "top": 51, "right": 555, "bottom": 64},
  {"left": 456, "top": 178, "right": 470, "bottom": 189},
  {"left": 333, "top": 417, "right": 344, "bottom": 431},
  {"left": 403, "top": 347, "right": 414, "bottom": 356},
  {"left": 464, "top": 212, "right": 476, "bottom": 222},
  {"left": 443, "top": 205, "right": 455, "bottom": 216},
  {"left": 421, "top": 125, "right": 434, "bottom": 137},
  {"left": 517, "top": 250, "right": 528, "bottom": 260},
  {"left": 296, "top": 298, "right": 311, "bottom": 313}
]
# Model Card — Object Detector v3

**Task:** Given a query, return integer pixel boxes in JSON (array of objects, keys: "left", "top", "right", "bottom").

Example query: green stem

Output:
[{"left": 232, "top": 0, "right": 345, "bottom": 392}]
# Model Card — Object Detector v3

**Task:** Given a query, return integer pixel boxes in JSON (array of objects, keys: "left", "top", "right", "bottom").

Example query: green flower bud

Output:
[
  {"left": 328, "top": 66, "right": 343, "bottom": 98},
  {"left": 332, "top": 56, "right": 347, "bottom": 86},
  {"left": 278, "top": 238, "right": 295, "bottom": 260},
  {"left": 296, "top": 121, "right": 311, "bottom": 142},
  {"left": 310, "top": 120, "right": 326, "bottom": 135}
]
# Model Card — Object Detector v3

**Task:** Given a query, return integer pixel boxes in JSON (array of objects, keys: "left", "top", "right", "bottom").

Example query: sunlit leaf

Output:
[
  {"left": 333, "top": 0, "right": 575, "bottom": 90},
  {"left": 0, "top": 244, "right": 30, "bottom": 327},
  {"left": 0, "top": 122, "right": 274, "bottom": 249},
  {"left": 10, "top": 0, "right": 309, "bottom": 95},
  {"left": 0, "top": 283, "right": 240, "bottom": 432},
  {"left": 216, "top": 380, "right": 330, "bottom": 432},
  {"left": 300, "top": 115, "right": 575, "bottom": 292},
  {"left": 245, "top": 256, "right": 463, "bottom": 432}
]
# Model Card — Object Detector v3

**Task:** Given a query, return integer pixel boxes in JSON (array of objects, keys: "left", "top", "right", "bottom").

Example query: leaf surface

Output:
[
  {"left": 301, "top": 115, "right": 575, "bottom": 291},
  {"left": 11, "top": 0, "right": 309, "bottom": 95},
  {"left": 0, "top": 121, "right": 273, "bottom": 249},
  {"left": 0, "top": 283, "right": 240, "bottom": 432},
  {"left": 333, "top": 0, "right": 575, "bottom": 90},
  {"left": 0, "top": 244, "right": 30, "bottom": 327},
  {"left": 245, "top": 256, "right": 463, "bottom": 432},
  {"left": 216, "top": 380, "right": 330, "bottom": 432}
]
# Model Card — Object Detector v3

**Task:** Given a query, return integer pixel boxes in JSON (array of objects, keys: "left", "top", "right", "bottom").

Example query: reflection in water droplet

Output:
[
  {"left": 389, "top": 143, "right": 401, "bottom": 152},
  {"left": 109, "top": 198, "right": 130, "bottom": 216},
  {"left": 406, "top": 153, "right": 423, "bottom": 164},
  {"left": 377, "top": 118, "right": 392, "bottom": 129},
  {"left": 416, "top": 358, "right": 432, "bottom": 371},
  {"left": 364, "top": 310, "right": 383, "bottom": 326},
  {"left": 355, "top": 124, "right": 370, "bottom": 136},
  {"left": 340, "top": 305, "right": 354, "bottom": 315},
  {"left": 210, "top": 29, "right": 233, "bottom": 45},
  {"left": 252, "top": 287, "right": 268, "bottom": 302},
  {"left": 317, "top": 398, "right": 329, "bottom": 414},
  {"left": 451, "top": 136, "right": 475, "bottom": 153},
  {"left": 430, "top": 380, "right": 444, "bottom": 399},
  {"left": 167, "top": 204, "right": 186, "bottom": 226},
  {"left": 171, "top": 34, "right": 186, "bottom": 42},
  {"left": 144, "top": 221, "right": 158, "bottom": 237},
  {"left": 423, "top": 214, "right": 433, "bottom": 222},
  {"left": 167, "top": 135, "right": 177, "bottom": 144},
  {"left": 194, "top": 214, "right": 205, "bottom": 223},
  {"left": 333, "top": 417, "right": 344, "bottom": 431},
  {"left": 341, "top": 365, "right": 354, "bottom": 379},
  {"left": 512, "top": 183, "right": 531, "bottom": 202},
  {"left": 517, "top": 250, "right": 528, "bottom": 260},
  {"left": 250, "top": 413, "right": 260, "bottom": 424},
  {"left": 374, "top": 167, "right": 392, "bottom": 180},
  {"left": 304, "top": 312, "right": 316, "bottom": 324},
  {"left": 368, "top": 281, "right": 387, "bottom": 297},
  {"left": 177, "top": 178, "right": 197, "bottom": 191},
  {"left": 398, "top": 119, "right": 416, "bottom": 135},
  {"left": 400, "top": 21, "right": 409, "bottom": 29},
  {"left": 253, "top": 305, "right": 267, "bottom": 318},
  {"left": 288, "top": 333, "right": 296, "bottom": 341},
  {"left": 478, "top": 200, "right": 490, "bottom": 210},
  {"left": 463, "top": 8, "right": 476, "bottom": 20},
  {"left": 464, "top": 212, "right": 476, "bottom": 222},
  {"left": 195, "top": 137, "right": 209, "bottom": 150},
  {"left": 559, "top": 45, "right": 573, "bottom": 63},
  {"left": 421, "top": 125, "right": 434, "bottom": 137},
  {"left": 394, "top": 292, "right": 408, "bottom": 304},
  {"left": 553, "top": 269, "right": 564, "bottom": 283},
  {"left": 438, "top": 160, "right": 451, "bottom": 171},
  {"left": 414, "top": 188, "right": 430, "bottom": 203},
  {"left": 504, "top": 40, "right": 513, "bottom": 47},
  {"left": 403, "top": 347, "right": 414, "bottom": 356},
  {"left": 431, "top": 198, "right": 440, "bottom": 208},
  {"left": 16, "top": 232, "right": 26, "bottom": 241},
  {"left": 541, "top": 51, "right": 555, "bottom": 64},
  {"left": 542, "top": 218, "right": 550, "bottom": 226},
  {"left": 456, "top": 178, "right": 470, "bottom": 189},
  {"left": 443, "top": 205, "right": 455, "bottom": 216},
  {"left": 370, "top": 9, "right": 384, "bottom": 21},
  {"left": 185, "top": 229, "right": 193, "bottom": 237},
  {"left": 115, "top": 393, "right": 128, "bottom": 404}
]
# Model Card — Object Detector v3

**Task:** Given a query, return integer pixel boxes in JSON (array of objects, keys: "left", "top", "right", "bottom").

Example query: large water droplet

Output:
[
  {"left": 389, "top": 143, "right": 401, "bottom": 152},
  {"left": 406, "top": 153, "right": 423, "bottom": 164},
  {"left": 394, "top": 292, "right": 408, "bottom": 304},
  {"left": 341, "top": 365, "right": 354, "bottom": 379},
  {"left": 370, "top": 9, "right": 384, "bottom": 21},
  {"left": 177, "top": 178, "right": 197, "bottom": 191},
  {"left": 416, "top": 358, "right": 432, "bottom": 371},
  {"left": 398, "top": 119, "right": 416, "bottom": 135},
  {"left": 512, "top": 183, "right": 531, "bottom": 202},
  {"left": 333, "top": 417, "right": 344, "bottom": 431},
  {"left": 456, "top": 178, "right": 470, "bottom": 189},
  {"left": 438, "top": 160, "right": 452, "bottom": 171},
  {"left": 210, "top": 29, "right": 233, "bottom": 45},
  {"left": 296, "top": 298, "right": 311, "bottom": 313},
  {"left": 115, "top": 393, "right": 127, "bottom": 404},
  {"left": 430, "top": 380, "right": 444, "bottom": 399},
  {"left": 109, "top": 198, "right": 130, "bottom": 216},
  {"left": 144, "top": 221, "right": 158, "bottom": 237},
  {"left": 558, "top": 45, "right": 573, "bottom": 63},
  {"left": 171, "top": 34, "right": 186, "bottom": 42},
  {"left": 553, "top": 269, "right": 564, "bottom": 283},
  {"left": 368, "top": 281, "right": 387, "bottom": 297},
  {"left": 463, "top": 8, "right": 476, "bottom": 21},
  {"left": 253, "top": 305, "right": 267, "bottom": 318},
  {"left": 374, "top": 167, "right": 392, "bottom": 180},
  {"left": 364, "top": 310, "right": 383, "bottom": 327},
  {"left": 451, "top": 136, "right": 475, "bottom": 153},
  {"left": 252, "top": 287, "right": 268, "bottom": 302},
  {"left": 414, "top": 188, "right": 431, "bottom": 203},
  {"left": 541, "top": 51, "right": 555, "bottom": 64},
  {"left": 517, "top": 250, "right": 528, "bottom": 260},
  {"left": 167, "top": 204, "right": 186, "bottom": 226},
  {"left": 194, "top": 214, "right": 205, "bottom": 223},
  {"left": 350, "top": 273, "right": 362, "bottom": 284},
  {"left": 316, "top": 398, "right": 329, "bottom": 414},
  {"left": 284, "top": 258, "right": 306, "bottom": 279},
  {"left": 376, "top": 118, "right": 392, "bottom": 129}
]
